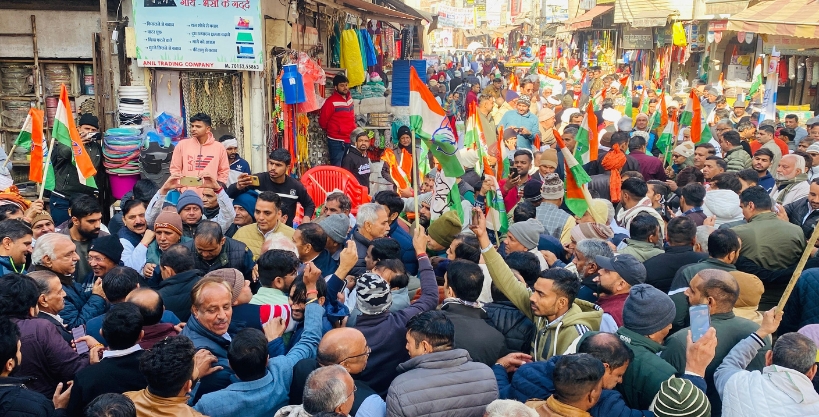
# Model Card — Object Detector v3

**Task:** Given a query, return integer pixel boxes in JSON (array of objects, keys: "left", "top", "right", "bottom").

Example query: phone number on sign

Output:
[{"left": 223, "top": 63, "right": 261, "bottom": 70}]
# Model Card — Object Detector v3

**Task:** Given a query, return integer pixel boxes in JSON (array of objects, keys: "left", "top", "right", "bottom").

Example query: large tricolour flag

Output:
[
  {"left": 45, "top": 84, "right": 97, "bottom": 190},
  {"left": 13, "top": 108, "right": 45, "bottom": 183},
  {"left": 574, "top": 101, "right": 598, "bottom": 165},
  {"left": 409, "top": 67, "right": 464, "bottom": 178},
  {"left": 657, "top": 116, "right": 676, "bottom": 164},
  {"left": 748, "top": 56, "right": 764, "bottom": 97},
  {"left": 555, "top": 128, "right": 592, "bottom": 216}
]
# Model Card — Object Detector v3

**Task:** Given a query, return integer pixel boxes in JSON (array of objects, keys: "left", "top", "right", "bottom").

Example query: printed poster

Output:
[{"left": 133, "top": 0, "right": 263, "bottom": 71}]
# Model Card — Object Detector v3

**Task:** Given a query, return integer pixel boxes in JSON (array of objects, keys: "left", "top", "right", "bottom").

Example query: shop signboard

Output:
[
  {"left": 763, "top": 35, "right": 819, "bottom": 57},
  {"left": 475, "top": 0, "right": 486, "bottom": 21},
  {"left": 579, "top": 0, "right": 595, "bottom": 9},
  {"left": 437, "top": 5, "right": 476, "bottom": 29},
  {"left": 133, "top": 0, "right": 263, "bottom": 71},
  {"left": 621, "top": 27, "right": 653, "bottom": 50}
]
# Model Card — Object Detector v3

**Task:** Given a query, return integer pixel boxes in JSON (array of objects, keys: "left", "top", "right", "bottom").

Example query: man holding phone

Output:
[
  {"left": 498, "top": 95, "right": 540, "bottom": 150},
  {"left": 661, "top": 268, "right": 771, "bottom": 415},
  {"left": 499, "top": 150, "right": 534, "bottom": 211},
  {"left": 170, "top": 113, "right": 230, "bottom": 196}
]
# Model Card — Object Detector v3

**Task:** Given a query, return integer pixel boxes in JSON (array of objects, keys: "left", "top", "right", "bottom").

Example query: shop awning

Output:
[
  {"left": 376, "top": 0, "right": 433, "bottom": 23},
  {"left": 564, "top": 5, "right": 613, "bottom": 30},
  {"left": 313, "top": 0, "right": 420, "bottom": 25},
  {"left": 615, "top": 0, "right": 680, "bottom": 25},
  {"left": 727, "top": 0, "right": 819, "bottom": 38},
  {"left": 702, "top": 0, "right": 749, "bottom": 17}
]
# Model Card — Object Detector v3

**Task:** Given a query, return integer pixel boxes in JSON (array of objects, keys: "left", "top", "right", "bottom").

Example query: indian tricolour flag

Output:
[
  {"left": 409, "top": 67, "right": 464, "bottom": 178},
  {"left": 574, "top": 101, "right": 598, "bottom": 165},
  {"left": 555, "top": 128, "right": 592, "bottom": 216},
  {"left": 13, "top": 108, "right": 45, "bottom": 183},
  {"left": 45, "top": 84, "right": 97, "bottom": 190},
  {"left": 622, "top": 76, "right": 633, "bottom": 118},
  {"left": 657, "top": 116, "right": 676, "bottom": 164},
  {"left": 748, "top": 56, "right": 764, "bottom": 97},
  {"left": 463, "top": 103, "right": 491, "bottom": 176},
  {"left": 679, "top": 89, "right": 698, "bottom": 128}
]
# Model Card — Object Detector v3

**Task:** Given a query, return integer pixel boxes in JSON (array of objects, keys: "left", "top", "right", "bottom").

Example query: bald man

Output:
[
  {"left": 289, "top": 328, "right": 385, "bottom": 416},
  {"left": 771, "top": 153, "right": 810, "bottom": 205},
  {"left": 125, "top": 288, "right": 179, "bottom": 349},
  {"left": 661, "top": 268, "right": 771, "bottom": 414}
]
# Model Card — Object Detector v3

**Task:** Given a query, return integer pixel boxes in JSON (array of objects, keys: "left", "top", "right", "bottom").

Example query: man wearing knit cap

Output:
[
  {"left": 426, "top": 210, "right": 462, "bottom": 253},
  {"left": 533, "top": 148, "right": 562, "bottom": 183},
  {"left": 227, "top": 190, "right": 258, "bottom": 237},
  {"left": 536, "top": 173, "right": 575, "bottom": 245},
  {"left": 316, "top": 213, "right": 350, "bottom": 262},
  {"left": 507, "top": 218, "right": 548, "bottom": 270},
  {"left": 651, "top": 378, "right": 711, "bottom": 417},
  {"left": 592, "top": 254, "right": 646, "bottom": 326},
  {"left": 616, "top": 284, "right": 678, "bottom": 410},
  {"left": 499, "top": 93, "right": 540, "bottom": 150},
  {"left": 87, "top": 234, "right": 124, "bottom": 295},
  {"left": 30, "top": 211, "right": 55, "bottom": 242},
  {"left": 146, "top": 175, "right": 235, "bottom": 239},
  {"left": 141, "top": 210, "right": 188, "bottom": 280}
]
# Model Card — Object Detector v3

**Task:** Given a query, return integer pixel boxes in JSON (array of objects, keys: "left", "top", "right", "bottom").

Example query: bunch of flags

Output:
[{"left": 14, "top": 84, "right": 97, "bottom": 189}]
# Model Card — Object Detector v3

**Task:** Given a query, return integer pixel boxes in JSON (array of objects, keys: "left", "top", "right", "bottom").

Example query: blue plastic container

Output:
[{"left": 282, "top": 64, "right": 306, "bottom": 104}]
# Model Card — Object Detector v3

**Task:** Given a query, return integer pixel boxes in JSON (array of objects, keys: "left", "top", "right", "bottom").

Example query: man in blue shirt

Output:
[
  {"left": 220, "top": 135, "right": 251, "bottom": 183},
  {"left": 498, "top": 95, "right": 540, "bottom": 150}
]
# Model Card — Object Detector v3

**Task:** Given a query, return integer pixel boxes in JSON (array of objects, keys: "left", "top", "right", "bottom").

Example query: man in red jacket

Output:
[{"left": 320, "top": 74, "right": 356, "bottom": 166}]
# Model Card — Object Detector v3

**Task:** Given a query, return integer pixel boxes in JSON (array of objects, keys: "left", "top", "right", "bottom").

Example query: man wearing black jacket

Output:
[
  {"left": 341, "top": 128, "right": 372, "bottom": 188},
  {"left": 67, "top": 303, "right": 148, "bottom": 415},
  {"left": 643, "top": 216, "right": 707, "bottom": 293},
  {"left": 49, "top": 114, "right": 104, "bottom": 226},
  {"left": 228, "top": 148, "right": 316, "bottom": 226},
  {"left": 784, "top": 178, "right": 819, "bottom": 239}
]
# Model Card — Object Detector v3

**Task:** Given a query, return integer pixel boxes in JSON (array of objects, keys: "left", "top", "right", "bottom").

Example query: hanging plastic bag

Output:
[{"left": 672, "top": 23, "right": 687, "bottom": 47}]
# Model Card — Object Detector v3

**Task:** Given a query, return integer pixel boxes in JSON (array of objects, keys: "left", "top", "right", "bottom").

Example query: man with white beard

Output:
[{"left": 771, "top": 154, "right": 810, "bottom": 205}]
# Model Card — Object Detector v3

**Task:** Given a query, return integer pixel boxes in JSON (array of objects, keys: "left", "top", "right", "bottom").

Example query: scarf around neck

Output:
[{"left": 775, "top": 173, "right": 808, "bottom": 204}]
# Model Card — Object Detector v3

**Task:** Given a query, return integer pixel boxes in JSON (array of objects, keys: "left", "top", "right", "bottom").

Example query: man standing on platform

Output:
[{"left": 319, "top": 74, "right": 356, "bottom": 166}]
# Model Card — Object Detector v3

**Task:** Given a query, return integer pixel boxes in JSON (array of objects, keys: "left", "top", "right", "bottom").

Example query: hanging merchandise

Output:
[
  {"left": 807, "top": 58, "right": 813, "bottom": 84},
  {"left": 330, "top": 23, "right": 342, "bottom": 67},
  {"left": 360, "top": 29, "right": 378, "bottom": 67},
  {"left": 672, "top": 23, "right": 687, "bottom": 47},
  {"left": 282, "top": 64, "right": 306, "bottom": 104},
  {"left": 296, "top": 52, "right": 326, "bottom": 113},
  {"left": 813, "top": 61, "right": 819, "bottom": 85},
  {"left": 341, "top": 29, "right": 366, "bottom": 87},
  {"left": 789, "top": 56, "right": 796, "bottom": 80},
  {"left": 763, "top": 55, "right": 770, "bottom": 77},
  {"left": 780, "top": 58, "right": 789, "bottom": 85},
  {"left": 798, "top": 58, "right": 805, "bottom": 83}
]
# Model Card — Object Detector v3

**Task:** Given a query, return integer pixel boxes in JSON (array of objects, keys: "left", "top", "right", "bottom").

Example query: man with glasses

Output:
[{"left": 288, "top": 327, "right": 385, "bottom": 417}]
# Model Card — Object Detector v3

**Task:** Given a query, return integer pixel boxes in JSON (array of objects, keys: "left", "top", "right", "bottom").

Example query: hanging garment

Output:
[
  {"left": 330, "top": 23, "right": 342, "bottom": 68},
  {"left": 361, "top": 29, "right": 378, "bottom": 67},
  {"left": 341, "top": 29, "right": 366, "bottom": 87}
]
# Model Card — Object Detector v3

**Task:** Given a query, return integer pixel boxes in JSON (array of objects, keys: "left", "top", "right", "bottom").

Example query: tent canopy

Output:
[{"left": 728, "top": 0, "right": 819, "bottom": 38}]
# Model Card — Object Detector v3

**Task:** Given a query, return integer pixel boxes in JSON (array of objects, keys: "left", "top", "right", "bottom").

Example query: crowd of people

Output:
[{"left": 4, "top": 58, "right": 819, "bottom": 417}]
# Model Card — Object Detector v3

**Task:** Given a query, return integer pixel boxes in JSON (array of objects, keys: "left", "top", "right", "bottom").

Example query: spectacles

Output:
[
  {"left": 344, "top": 384, "right": 358, "bottom": 401},
  {"left": 87, "top": 255, "right": 105, "bottom": 263},
  {"left": 340, "top": 346, "right": 371, "bottom": 362}
]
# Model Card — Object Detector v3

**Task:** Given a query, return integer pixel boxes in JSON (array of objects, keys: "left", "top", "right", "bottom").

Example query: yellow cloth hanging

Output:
[{"left": 341, "top": 29, "right": 366, "bottom": 87}]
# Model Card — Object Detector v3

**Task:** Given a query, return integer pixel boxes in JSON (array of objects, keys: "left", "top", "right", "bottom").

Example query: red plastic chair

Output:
[{"left": 301, "top": 166, "right": 371, "bottom": 216}]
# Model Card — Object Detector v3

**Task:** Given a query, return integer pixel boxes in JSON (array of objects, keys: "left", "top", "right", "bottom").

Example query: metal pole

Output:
[{"left": 411, "top": 130, "right": 419, "bottom": 227}]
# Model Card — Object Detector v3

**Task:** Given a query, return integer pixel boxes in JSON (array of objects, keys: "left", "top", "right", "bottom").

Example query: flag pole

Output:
[
  {"left": 38, "top": 137, "right": 55, "bottom": 201},
  {"left": 411, "top": 130, "right": 419, "bottom": 228},
  {"left": 2, "top": 145, "right": 15, "bottom": 169},
  {"left": 778, "top": 220, "right": 819, "bottom": 312}
]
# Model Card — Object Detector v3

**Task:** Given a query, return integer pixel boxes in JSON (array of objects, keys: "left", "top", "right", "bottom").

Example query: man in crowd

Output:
[
  {"left": 722, "top": 131, "right": 752, "bottom": 172},
  {"left": 475, "top": 209, "right": 603, "bottom": 361},
  {"left": 783, "top": 178, "right": 819, "bottom": 239},
  {"left": 278, "top": 365, "right": 356, "bottom": 416},
  {"left": 734, "top": 186, "right": 805, "bottom": 272},
  {"left": 146, "top": 175, "right": 235, "bottom": 238},
  {"left": 57, "top": 194, "right": 106, "bottom": 291},
  {"left": 593, "top": 253, "right": 646, "bottom": 326},
  {"left": 374, "top": 191, "right": 418, "bottom": 275},
  {"left": 28, "top": 270, "right": 72, "bottom": 343},
  {"left": 751, "top": 148, "right": 776, "bottom": 193},
  {"left": 662, "top": 268, "right": 769, "bottom": 415},
  {"left": 771, "top": 154, "right": 810, "bottom": 205},
  {"left": 170, "top": 113, "right": 230, "bottom": 189},
  {"left": 785, "top": 113, "right": 809, "bottom": 144},
  {"left": 141, "top": 210, "right": 187, "bottom": 281},
  {"left": 124, "top": 336, "right": 216, "bottom": 416},
  {"left": 288, "top": 327, "right": 385, "bottom": 416},
  {"left": 49, "top": 113, "right": 104, "bottom": 225},
  {"left": 293, "top": 222, "right": 338, "bottom": 277},
  {"left": 157, "top": 244, "right": 203, "bottom": 321},
  {"left": 319, "top": 74, "right": 355, "bottom": 166},
  {"left": 617, "top": 213, "right": 663, "bottom": 262},
  {"left": 643, "top": 216, "right": 706, "bottom": 292},
  {"left": 227, "top": 190, "right": 258, "bottom": 237},
  {"left": 693, "top": 143, "right": 717, "bottom": 170},
  {"left": 529, "top": 354, "right": 605, "bottom": 416},
  {"left": 68, "top": 302, "right": 149, "bottom": 415},
  {"left": 716, "top": 309, "right": 819, "bottom": 415},
  {"left": 251, "top": 249, "right": 300, "bottom": 305},
  {"left": 702, "top": 157, "right": 727, "bottom": 184},
  {"left": 350, "top": 203, "right": 390, "bottom": 276},
  {"left": 0, "top": 219, "right": 33, "bottom": 275},
  {"left": 30, "top": 211, "right": 55, "bottom": 243},
  {"left": 499, "top": 95, "right": 539, "bottom": 150},
  {"left": 387, "top": 311, "right": 498, "bottom": 416},
  {"left": 126, "top": 288, "right": 180, "bottom": 349},
  {"left": 757, "top": 124, "right": 782, "bottom": 173},
  {"left": 233, "top": 191, "right": 295, "bottom": 258},
  {"left": 186, "top": 221, "right": 255, "bottom": 281},
  {"left": 535, "top": 174, "right": 575, "bottom": 244},
  {"left": 229, "top": 148, "right": 316, "bottom": 226},
  {"left": 118, "top": 199, "right": 154, "bottom": 271},
  {"left": 679, "top": 183, "right": 708, "bottom": 226},
  {"left": 628, "top": 135, "right": 666, "bottom": 181},
  {"left": 219, "top": 135, "right": 251, "bottom": 181},
  {"left": 341, "top": 128, "right": 372, "bottom": 188}
]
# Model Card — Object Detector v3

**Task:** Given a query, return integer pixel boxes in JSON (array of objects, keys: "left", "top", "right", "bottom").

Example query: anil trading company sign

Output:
[{"left": 134, "top": 0, "right": 263, "bottom": 71}]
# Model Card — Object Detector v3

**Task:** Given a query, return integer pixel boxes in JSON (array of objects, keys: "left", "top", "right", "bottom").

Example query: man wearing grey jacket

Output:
[{"left": 387, "top": 311, "right": 498, "bottom": 417}]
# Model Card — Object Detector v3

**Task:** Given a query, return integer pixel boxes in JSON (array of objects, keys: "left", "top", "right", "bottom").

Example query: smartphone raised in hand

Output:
[
  {"left": 72, "top": 326, "right": 89, "bottom": 354},
  {"left": 689, "top": 304, "right": 711, "bottom": 343}
]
